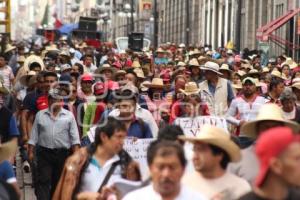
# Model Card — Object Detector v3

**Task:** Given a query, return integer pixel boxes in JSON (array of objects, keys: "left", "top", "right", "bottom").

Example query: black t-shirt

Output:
[{"left": 240, "top": 190, "right": 300, "bottom": 200}]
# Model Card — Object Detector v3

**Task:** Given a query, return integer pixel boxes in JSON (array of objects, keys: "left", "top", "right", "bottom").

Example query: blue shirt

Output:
[
  {"left": 0, "top": 161, "right": 16, "bottom": 183},
  {"left": 128, "top": 119, "right": 153, "bottom": 138},
  {"left": 9, "top": 116, "right": 19, "bottom": 137}
]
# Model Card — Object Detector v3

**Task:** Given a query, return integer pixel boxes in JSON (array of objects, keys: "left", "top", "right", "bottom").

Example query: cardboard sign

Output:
[
  {"left": 174, "top": 116, "right": 228, "bottom": 137},
  {"left": 123, "top": 138, "right": 155, "bottom": 180}
]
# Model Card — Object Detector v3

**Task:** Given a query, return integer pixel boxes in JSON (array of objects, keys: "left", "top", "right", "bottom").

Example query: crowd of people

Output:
[{"left": 0, "top": 38, "right": 300, "bottom": 200}]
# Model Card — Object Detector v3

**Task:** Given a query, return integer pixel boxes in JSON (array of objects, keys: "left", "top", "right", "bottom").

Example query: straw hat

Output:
[
  {"left": 45, "top": 44, "right": 60, "bottom": 53},
  {"left": 132, "top": 60, "right": 141, "bottom": 68},
  {"left": 179, "top": 43, "right": 186, "bottom": 48},
  {"left": 179, "top": 82, "right": 201, "bottom": 96},
  {"left": 179, "top": 125, "right": 241, "bottom": 162},
  {"left": 96, "top": 64, "right": 115, "bottom": 74},
  {"left": 177, "top": 61, "right": 187, "bottom": 67},
  {"left": 0, "top": 140, "right": 18, "bottom": 163},
  {"left": 262, "top": 67, "right": 270, "bottom": 73},
  {"left": 188, "top": 58, "right": 200, "bottom": 67},
  {"left": 271, "top": 70, "right": 286, "bottom": 80},
  {"left": 24, "top": 55, "right": 45, "bottom": 72},
  {"left": 133, "top": 68, "right": 145, "bottom": 79},
  {"left": 201, "top": 61, "right": 222, "bottom": 75},
  {"left": 219, "top": 63, "right": 232, "bottom": 72},
  {"left": 59, "top": 49, "right": 71, "bottom": 58},
  {"left": 232, "top": 81, "right": 242, "bottom": 89},
  {"left": 281, "top": 57, "right": 298, "bottom": 69},
  {"left": 234, "top": 70, "right": 246, "bottom": 77},
  {"left": 19, "top": 70, "right": 37, "bottom": 86},
  {"left": 4, "top": 44, "right": 16, "bottom": 53},
  {"left": 0, "top": 75, "right": 8, "bottom": 94},
  {"left": 144, "top": 78, "right": 168, "bottom": 89},
  {"left": 242, "top": 77, "right": 261, "bottom": 87},
  {"left": 291, "top": 82, "right": 300, "bottom": 90},
  {"left": 156, "top": 48, "right": 166, "bottom": 53},
  {"left": 189, "top": 49, "right": 201, "bottom": 56},
  {"left": 140, "top": 80, "right": 151, "bottom": 92},
  {"left": 241, "top": 104, "right": 300, "bottom": 138},
  {"left": 248, "top": 69, "right": 259, "bottom": 76},
  {"left": 115, "top": 70, "right": 126, "bottom": 76}
]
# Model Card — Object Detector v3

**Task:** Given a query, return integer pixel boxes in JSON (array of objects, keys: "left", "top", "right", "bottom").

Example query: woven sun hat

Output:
[
  {"left": 4, "top": 43, "right": 16, "bottom": 53},
  {"left": 140, "top": 80, "right": 151, "bottom": 92},
  {"left": 188, "top": 58, "right": 200, "bottom": 67},
  {"left": 201, "top": 61, "right": 222, "bottom": 75},
  {"left": 179, "top": 82, "right": 201, "bottom": 96},
  {"left": 133, "top": 68, "right": 145, "bottom": 79},
  {"left": 177, "top": 61, "right": 187, "bottom": 67},
  {"left": 45, "top": 44, "right": 60, "bottom": 53},
  {"left": 241, "top": 104, "right": 300, "bottom": 138},
  {"left": 271, "top": 70, "right": 286, "bottom": 80},
  {"left": 219, "top": 63, "right": 232, "bottom": 72},
  {"left": 0, "top": 140, "right": 18, "bottom": 163},
  {"left": 19, "top": 70, "right": 37, "bottom": 86},
  {"left": 248, "top": 69, "right": 260, "bottom": 76},
  {"left": 179, "top": 43, "right": 186, "bottom": 48},
  {"left": 156, "top": 48, "right": 166, "bottom": 53},
  {"left": 132, "top": 60, "right": 141, "bottom": 68},
  {"left": 189, "top": 49, "right": 201, "bottom": 56},
  {"left": 143, "top": 78, "right": 169, "bottom": 89},
  {"left": 262, "top": 67, "right": 270, "bottom": 73},
  {"left": 179, "top": 125, "right": 241, "bottom": 162},
  {"left": 0, "top": 75, "right": 8, "bottom": 94},
  {"left": 281, "top": 57, "right": 298, "bottom": 69},
  {"left": 96, "top": 64, "right": 115, "bottom": 74}
]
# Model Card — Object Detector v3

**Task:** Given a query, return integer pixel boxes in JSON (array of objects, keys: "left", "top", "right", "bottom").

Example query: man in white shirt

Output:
[
  {"left": 180, "top": 125, "right": 251, "bottom": 200},
  {"left": 226, "top": 77, "right": 266, "bottom": 128},
  {"left": 123, "top": 140, "right": 207, "bottom": 200}
]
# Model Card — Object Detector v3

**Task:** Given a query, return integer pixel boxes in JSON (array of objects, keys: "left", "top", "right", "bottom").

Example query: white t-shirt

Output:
[
  {"left": 182, "top": 171, "right": 251, "bottom": 200},
  {"left": 123, "top": 184, "right": 207, "bottom": 200},
  {"left": 79, "top": 155, "right": 122, "bottom": 192}
]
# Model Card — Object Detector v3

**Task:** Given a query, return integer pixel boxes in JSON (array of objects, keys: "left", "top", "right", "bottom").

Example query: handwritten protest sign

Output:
[
  {"left": 174, "top": 116, "right": 228, "bottom": 137},
  {"left": 123, "top": 138, "right": 155, "bottom": 180}
]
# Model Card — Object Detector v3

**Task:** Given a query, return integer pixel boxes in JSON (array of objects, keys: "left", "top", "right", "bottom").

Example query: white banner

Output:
[
  {"left": 174, "top": 116, "right": 228, "bottom": 137},
  {"left": 123, "top": 138, "right": 155, "bottom": 180}
]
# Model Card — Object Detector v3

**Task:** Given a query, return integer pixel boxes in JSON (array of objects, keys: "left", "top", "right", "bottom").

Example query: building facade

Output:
[{"left": 158, "top": 0, "right": 300, "bottom": 59}]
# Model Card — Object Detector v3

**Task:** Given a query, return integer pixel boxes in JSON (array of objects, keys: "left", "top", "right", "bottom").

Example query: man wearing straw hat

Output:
[
  {"left": 199, "top": 61, "right": 235, "bottom": 116},
  {"left": 180, "top": 125, "right": 251, "bottom": 200},
  {"left": 228, "top": 104, "right": 300, "bottom": 184}
]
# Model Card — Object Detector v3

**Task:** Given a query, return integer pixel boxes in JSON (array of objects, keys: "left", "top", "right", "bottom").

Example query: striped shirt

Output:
[{"left": 0, "top": 66, "right": 14, "bottom": 90}]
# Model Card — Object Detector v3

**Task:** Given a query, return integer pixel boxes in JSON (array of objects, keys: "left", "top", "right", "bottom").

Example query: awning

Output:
[
  {"left": 59, "top": 23, "right": 79, "bottom": 35},
  {"left": 256, "top": 8, "right": 300, "bottom": 50}
]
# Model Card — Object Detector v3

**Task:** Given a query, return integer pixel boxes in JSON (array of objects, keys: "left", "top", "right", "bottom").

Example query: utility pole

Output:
[
  {"left": 185, "top": 0, "right": 190, "bottom": 48},
  {"left": 153, "top": 0, "right": 158, "bottom": 49},
  {"left": 130, "top": 0, "right": 134, "bottom": 33}
]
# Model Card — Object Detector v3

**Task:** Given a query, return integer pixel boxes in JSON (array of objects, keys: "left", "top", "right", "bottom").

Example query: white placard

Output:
[
  {"left": 174, "top": 116, "right": 228, "bottom": 137},
  {"left": 123, "top": 138, "right": 155, "bottom": 180}
]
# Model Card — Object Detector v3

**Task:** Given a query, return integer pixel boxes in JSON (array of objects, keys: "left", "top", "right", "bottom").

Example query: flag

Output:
[{"left": 41, "top": 3, "right": 49, "bottom": 26}]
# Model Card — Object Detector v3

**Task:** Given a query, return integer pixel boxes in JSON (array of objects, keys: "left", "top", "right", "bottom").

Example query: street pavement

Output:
[{"left": 16, "top": 151, "right": 36, "bottom": 200}]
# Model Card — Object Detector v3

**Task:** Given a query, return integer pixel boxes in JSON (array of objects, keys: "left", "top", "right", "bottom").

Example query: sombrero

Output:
[
  {"left": 179, "top": 82, "right": 201, "bottom": 96},
  {"left": 241, "top": 104, "right": 300, "bottom": 138},
  {"left": 179, "top": 125, "right": 241, "bottom": 162}
]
